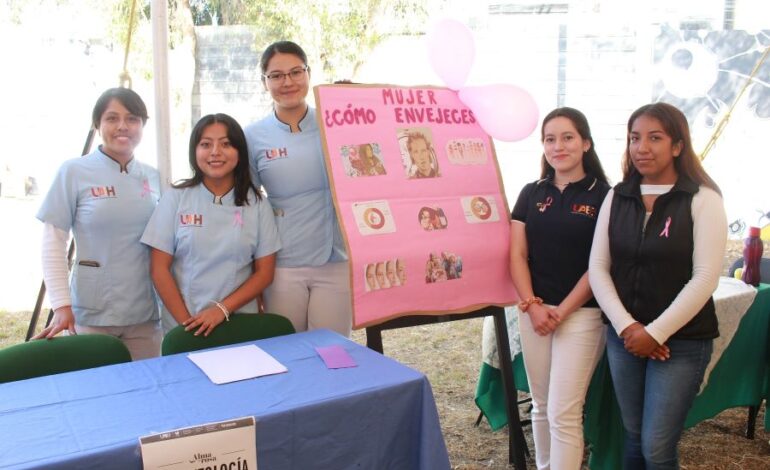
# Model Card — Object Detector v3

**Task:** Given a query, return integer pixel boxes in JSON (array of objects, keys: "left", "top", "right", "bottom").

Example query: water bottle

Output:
[{"left": 741, "top": 226, "right": 763, "bottom": 287}]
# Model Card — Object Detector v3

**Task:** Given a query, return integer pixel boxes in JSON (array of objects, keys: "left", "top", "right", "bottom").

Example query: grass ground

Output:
[{"left": 0, "top": 311, "right": 33, "bottom": 349}]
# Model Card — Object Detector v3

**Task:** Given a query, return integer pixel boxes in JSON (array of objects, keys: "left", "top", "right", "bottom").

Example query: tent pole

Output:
[{"left": 152, "top": 0, "right": 171, "bottom": 191}]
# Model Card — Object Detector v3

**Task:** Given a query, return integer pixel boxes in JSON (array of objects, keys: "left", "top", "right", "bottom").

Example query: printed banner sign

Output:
[
  {"left": 314, "top": 84, "right": 516, "bottom": 327},
  {"left": 140, "top": 417, "right": 257, "bottom": 470}
]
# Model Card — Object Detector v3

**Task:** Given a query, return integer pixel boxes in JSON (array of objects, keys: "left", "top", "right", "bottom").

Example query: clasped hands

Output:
[
  {"left": 528, "top": 307, "right": 671, "bottom": 361},
  {"left": 621, "top": 322, "right": 670, "bottom": 361},
  {"left": 528, "top": 303, "right": 562, "bottom": 336}
]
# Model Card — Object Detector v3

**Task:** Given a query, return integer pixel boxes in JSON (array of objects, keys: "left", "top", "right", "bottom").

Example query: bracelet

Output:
[
  {"left": 518, "top": 296, "right": 543, "bottom": 313},
  {"left": 211, "top": 300, "right": 230, "bottom": 322}
]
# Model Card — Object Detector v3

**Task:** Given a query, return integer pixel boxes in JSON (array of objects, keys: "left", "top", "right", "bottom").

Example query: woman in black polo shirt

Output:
[
  {"left": 589, "top": 103, "right": 726, "bottom": 469},
  {"left": 510, "top": 107, "right": 610, "bottom": 470}
]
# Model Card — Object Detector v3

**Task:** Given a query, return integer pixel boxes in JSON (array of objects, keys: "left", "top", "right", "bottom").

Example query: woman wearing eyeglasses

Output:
[{"left": 244, "top": 41, "right": 351, "bottom": 336}]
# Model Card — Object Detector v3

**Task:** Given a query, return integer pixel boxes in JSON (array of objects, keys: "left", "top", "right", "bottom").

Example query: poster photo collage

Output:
[
  {"left": 316, "top": 84, "right": 514, "bottom": 326},
  {"left": 346, "top": 126, "right": 501, "bottom": 292}
]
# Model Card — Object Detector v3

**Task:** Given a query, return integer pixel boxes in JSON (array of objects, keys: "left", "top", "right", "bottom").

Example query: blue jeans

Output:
[{"left": 606, "top": 328, "right": 712, "bottom": 470}]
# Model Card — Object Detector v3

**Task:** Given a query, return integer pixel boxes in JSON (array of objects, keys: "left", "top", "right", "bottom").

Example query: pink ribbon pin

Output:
[
  {"left": 537, "top": 196, "right": 553, "bottom": 213},
  {"left": 233, "top": 210, "right": 243, "bottom": 227},
  {"left": 659, "top": 216, "right": 672, "bottom": 238},
  {"left": 141, "top": 179, "right": 151, "bottom": 198}
]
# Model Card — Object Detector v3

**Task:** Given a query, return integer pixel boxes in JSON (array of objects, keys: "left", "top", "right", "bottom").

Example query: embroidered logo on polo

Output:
[
  {"left": 179, "top": 214, "right": 204, "bottom": 227},
  {"left": 90, "top": 186, "right": 117, "bottom": 198},
  {"left": 536, "top": 196, "right": 553, "bottom": 213},
  {"left": 265, "top": 147, "right": 288, "bottom": 160},
  {"left": 571, "top": 203, "right": 597, "bottom": 218}
]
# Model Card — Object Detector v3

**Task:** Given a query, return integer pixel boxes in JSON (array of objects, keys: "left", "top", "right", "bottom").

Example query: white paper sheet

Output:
[{"left": 188, "top": 344, "right": 287, "bottom": 384}]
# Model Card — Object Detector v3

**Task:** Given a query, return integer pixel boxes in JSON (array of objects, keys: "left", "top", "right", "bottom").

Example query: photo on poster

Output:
[
  {"left": 352, "top": 200, "right": 397, "bottom": 235},
  {"left": 395, "top": 258, "right": 407, "bottom": 286},
  {"left": 446, "top": 138, "right": 488, "bottom": 165},
  {"left": 385, "top": 259, "right": 402, "bottom": 287},
  {"left": 417, "top": 206, "right": 448, "bottom": 231},
  {"left": 397, "top": 127, "right": 441, "bottom": 179},
  {"left": 364, "top": 258, "right": 406, "bottom": 291},
  {"left": 375, "top": 261, "right": 390, "bottom": 289},
  {"left": 424, "top": 251, "right": 463, "bottom": 283},
  {"left": 461, "top": 195, "right": 500, "bottom": 223},
  {"left": 340, "top": 142, "right": 387, "bottom": 177},
  {"left": 364, "top": 263, "right": 379, "bottom": 291}
]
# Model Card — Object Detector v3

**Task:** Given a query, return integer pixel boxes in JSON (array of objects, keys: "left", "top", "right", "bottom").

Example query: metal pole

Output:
[{"left": 152, "top": 0, "right": 172, "bottom": 191}]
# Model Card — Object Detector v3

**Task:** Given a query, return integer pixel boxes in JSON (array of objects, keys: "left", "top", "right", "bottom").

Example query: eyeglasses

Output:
[{"left": 263, "top": 66, "right": 309, "bottom": 83}]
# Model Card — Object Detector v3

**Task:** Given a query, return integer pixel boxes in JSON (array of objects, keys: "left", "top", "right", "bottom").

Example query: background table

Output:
[
  {"left": 0, "top": 329, "right": 450, "bottom": 470},
  {"left": 475, "top": 281, "right": 770, "bottom": 470}
]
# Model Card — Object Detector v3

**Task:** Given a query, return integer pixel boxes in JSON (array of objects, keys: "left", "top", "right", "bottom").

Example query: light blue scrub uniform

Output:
[
  {"left": 140, "top": 185, "right": 281, "bottom": 333},
  {"left": 36, "top": 148, "right": 160, "bottom": 327},
  {"left": 244, "top": 107, "right": 346, "bottom": 267},
  {"left": 244, "top": 107, "right": 352, "bottom": 335}
]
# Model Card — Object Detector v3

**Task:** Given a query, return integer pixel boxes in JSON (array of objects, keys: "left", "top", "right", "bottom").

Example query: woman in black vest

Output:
[
  {"left": 510, "top": 107, "right": 609, "bottom": 469},
  {"left": 589, "top": 102, "right": 727, "bottom": 469}
]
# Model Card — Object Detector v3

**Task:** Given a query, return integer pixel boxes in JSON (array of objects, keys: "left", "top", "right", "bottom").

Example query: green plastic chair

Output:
[
  {"left": 0, "top": 334, "right": 132, "bottom": 384},
  {"left": 161, "top": 313, "right": 296, "bottom": 356}
]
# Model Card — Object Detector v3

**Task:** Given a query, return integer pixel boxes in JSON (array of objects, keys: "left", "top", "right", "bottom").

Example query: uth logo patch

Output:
[
  {"left": 179, "top": 214, "right": 204, "bottom": 227},
  {"left": 265, "top": 147, "right": 288, "bottom": 160},
  {"left": 90, "top": 186, "right": 117, "bottom": 198}
]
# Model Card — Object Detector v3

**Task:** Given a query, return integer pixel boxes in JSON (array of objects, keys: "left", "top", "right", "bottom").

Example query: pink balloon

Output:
[
  {"left": 426, "top": 19, "right": 475, "bottom": 90},
  {"left": 459, "top": 84, "right": 539, "bottom": 142}
]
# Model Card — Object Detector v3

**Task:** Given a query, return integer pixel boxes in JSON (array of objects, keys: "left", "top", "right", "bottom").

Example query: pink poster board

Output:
[{"left": 314, "top": 84, "right": 516, "bottom": 328}]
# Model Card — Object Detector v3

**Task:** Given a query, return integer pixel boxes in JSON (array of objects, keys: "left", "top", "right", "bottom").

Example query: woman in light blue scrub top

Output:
[
  {"left": 35, "top": 88, "right": 161, "bottom": 360},
  {"left": 244, "top": 41, "right": 352, "bottom": 336},
  {"left": 142, "top": 114, "right": 281, "bottom": 336}
]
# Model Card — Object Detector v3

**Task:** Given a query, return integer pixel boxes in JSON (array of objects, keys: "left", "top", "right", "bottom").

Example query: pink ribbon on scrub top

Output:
[
  {"left": 659, "top": 216, "right": 672, "bottom": 238},
  {"left": 141, "top": 179, "right": 151, "bottom": 198},
  {"left": 233, "top": 210, "right": 243, "bottom": 227}
]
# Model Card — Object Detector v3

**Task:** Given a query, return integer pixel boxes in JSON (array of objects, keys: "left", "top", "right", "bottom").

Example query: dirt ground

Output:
[{"left": 347, "top": 240, "right": 770, "bottom": 469}]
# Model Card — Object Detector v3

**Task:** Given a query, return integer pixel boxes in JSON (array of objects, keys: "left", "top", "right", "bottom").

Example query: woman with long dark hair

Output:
[
  {"left": 142, "top": 114, "right": 281, "bottom": 336},
  {"left": 510, "top": 107, "right": 610, "bottom": 469},
  {"left": 589, "top": 102, "right": 727, "bottom": 469}
]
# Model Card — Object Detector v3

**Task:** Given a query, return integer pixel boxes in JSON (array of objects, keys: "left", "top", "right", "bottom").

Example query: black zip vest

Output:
[{"left": 608, "top": 175, "right": 718, "bottom": 340}]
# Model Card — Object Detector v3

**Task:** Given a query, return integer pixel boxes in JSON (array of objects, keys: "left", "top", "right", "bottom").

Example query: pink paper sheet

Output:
[{"left": 316, "top": 345, "right": 358, "bottom": 369}]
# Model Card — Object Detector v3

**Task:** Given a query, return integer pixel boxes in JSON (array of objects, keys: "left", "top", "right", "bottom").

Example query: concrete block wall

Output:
[{"left": 193, "top": 25, "right": 272, "bottom": 127}]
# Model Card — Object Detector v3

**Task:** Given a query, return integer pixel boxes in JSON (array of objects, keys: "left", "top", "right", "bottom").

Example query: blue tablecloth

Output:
[{"left": 0, "top": 329, "right": 450, "bottom": 469}]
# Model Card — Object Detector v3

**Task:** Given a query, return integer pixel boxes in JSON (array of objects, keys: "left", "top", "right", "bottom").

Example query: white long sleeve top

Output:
[
  {"left": 41, "top": 222, "right": 72, "bottom": 310},
  {"left": 588, "top": 185, "right": 727, "bottom": 344}
]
